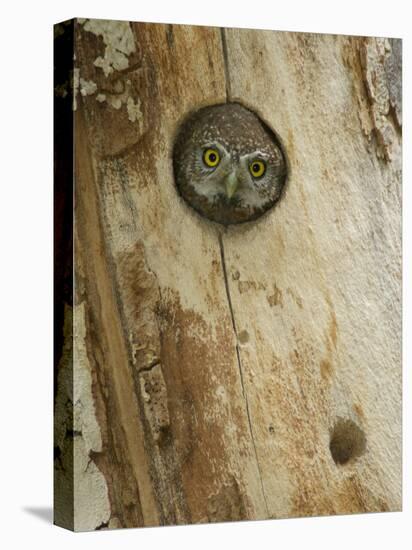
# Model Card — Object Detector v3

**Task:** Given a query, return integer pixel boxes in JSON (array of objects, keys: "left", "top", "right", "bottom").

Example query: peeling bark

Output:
[{"left": 54, "top": 19, "right": 401, "bottom": 531}]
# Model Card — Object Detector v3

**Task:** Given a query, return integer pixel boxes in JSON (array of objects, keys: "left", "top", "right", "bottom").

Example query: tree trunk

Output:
[{"left": 54, "top": 18, "right": 402, "bottom": 531}]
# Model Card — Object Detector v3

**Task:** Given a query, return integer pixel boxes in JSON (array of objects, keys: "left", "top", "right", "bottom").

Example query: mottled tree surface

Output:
[{"left": 54, "top": 19, "right": 402, "bottom": 531}]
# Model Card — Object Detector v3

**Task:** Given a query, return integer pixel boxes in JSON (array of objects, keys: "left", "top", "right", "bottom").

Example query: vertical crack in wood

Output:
[
  {"left": 220, "top": 28, "right": 232, "bottom": 101},
  {"left": 218, "top": 231, "right": 269, "bottom": 515}
]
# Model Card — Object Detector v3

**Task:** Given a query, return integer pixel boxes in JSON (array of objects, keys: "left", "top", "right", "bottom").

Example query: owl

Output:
[{"left": 173, "top": 103, "right": 287, "bottom": 225}]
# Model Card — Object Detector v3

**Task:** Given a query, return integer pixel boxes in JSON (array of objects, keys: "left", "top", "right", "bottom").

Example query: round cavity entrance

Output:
[
  {"left": 173, "top": 102, "right": 288, "bottom": 225},
  {"left": 329, "top": 418, "right": 366, "bottom": 465}
]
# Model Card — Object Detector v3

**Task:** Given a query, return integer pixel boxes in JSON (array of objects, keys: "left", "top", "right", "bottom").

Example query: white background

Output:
[{"left": 0, "top": 0, "right": 410, "bottom": 548}]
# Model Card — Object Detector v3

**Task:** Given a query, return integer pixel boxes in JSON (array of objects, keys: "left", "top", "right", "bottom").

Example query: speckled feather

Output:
[{"left": 173, "top": 103, "right": 287, "bottom": 225}]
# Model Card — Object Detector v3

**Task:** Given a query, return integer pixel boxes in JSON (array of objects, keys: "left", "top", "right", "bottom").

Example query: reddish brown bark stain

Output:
[{"left": 155, "top": 289, "right": 254, "bottom": 523}]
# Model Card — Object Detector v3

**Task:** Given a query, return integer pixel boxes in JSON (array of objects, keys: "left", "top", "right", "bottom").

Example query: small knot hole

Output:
[{"left": 329, "top": 418, "right": 366, "bottom": 465}]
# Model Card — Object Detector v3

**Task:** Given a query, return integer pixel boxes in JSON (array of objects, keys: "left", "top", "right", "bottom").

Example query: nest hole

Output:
[{"left": 329, "top": 418, "right": 366, "bottom": 465}]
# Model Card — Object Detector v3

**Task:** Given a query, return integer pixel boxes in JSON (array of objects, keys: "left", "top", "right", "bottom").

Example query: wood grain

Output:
[
  {"left": 54, "top": 19, "right": 402, "bottom": 531},
  {"left": 221, "top": 28, "right": 402, "bottom": 518}
]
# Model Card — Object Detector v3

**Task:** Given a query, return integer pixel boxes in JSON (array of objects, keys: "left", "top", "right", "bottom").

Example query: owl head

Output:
[{"left": 173, "top": 103, "right": 287, "bottom": 225}]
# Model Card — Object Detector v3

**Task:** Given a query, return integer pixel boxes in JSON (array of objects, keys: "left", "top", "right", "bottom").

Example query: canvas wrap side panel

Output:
[{"left": 54, "top": 19, "right": 401, "bottom": 531}]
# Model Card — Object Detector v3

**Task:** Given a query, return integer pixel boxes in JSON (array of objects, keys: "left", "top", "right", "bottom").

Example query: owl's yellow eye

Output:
[
  {"left": 249, "top": 159, "right": 266, "bottom": 178},
  {"left": 203, "top": 148, "right": 220, "bottom": 168}
]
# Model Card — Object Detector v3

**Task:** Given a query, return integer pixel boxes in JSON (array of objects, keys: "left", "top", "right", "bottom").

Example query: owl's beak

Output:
[{"left": 225, "top": 172, "right": 239, "bottom": 199}]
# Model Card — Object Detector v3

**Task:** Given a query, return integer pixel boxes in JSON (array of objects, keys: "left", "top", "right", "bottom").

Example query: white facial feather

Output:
[{"left": 187, "top": 146, "right": 270, "bottom": 208}]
